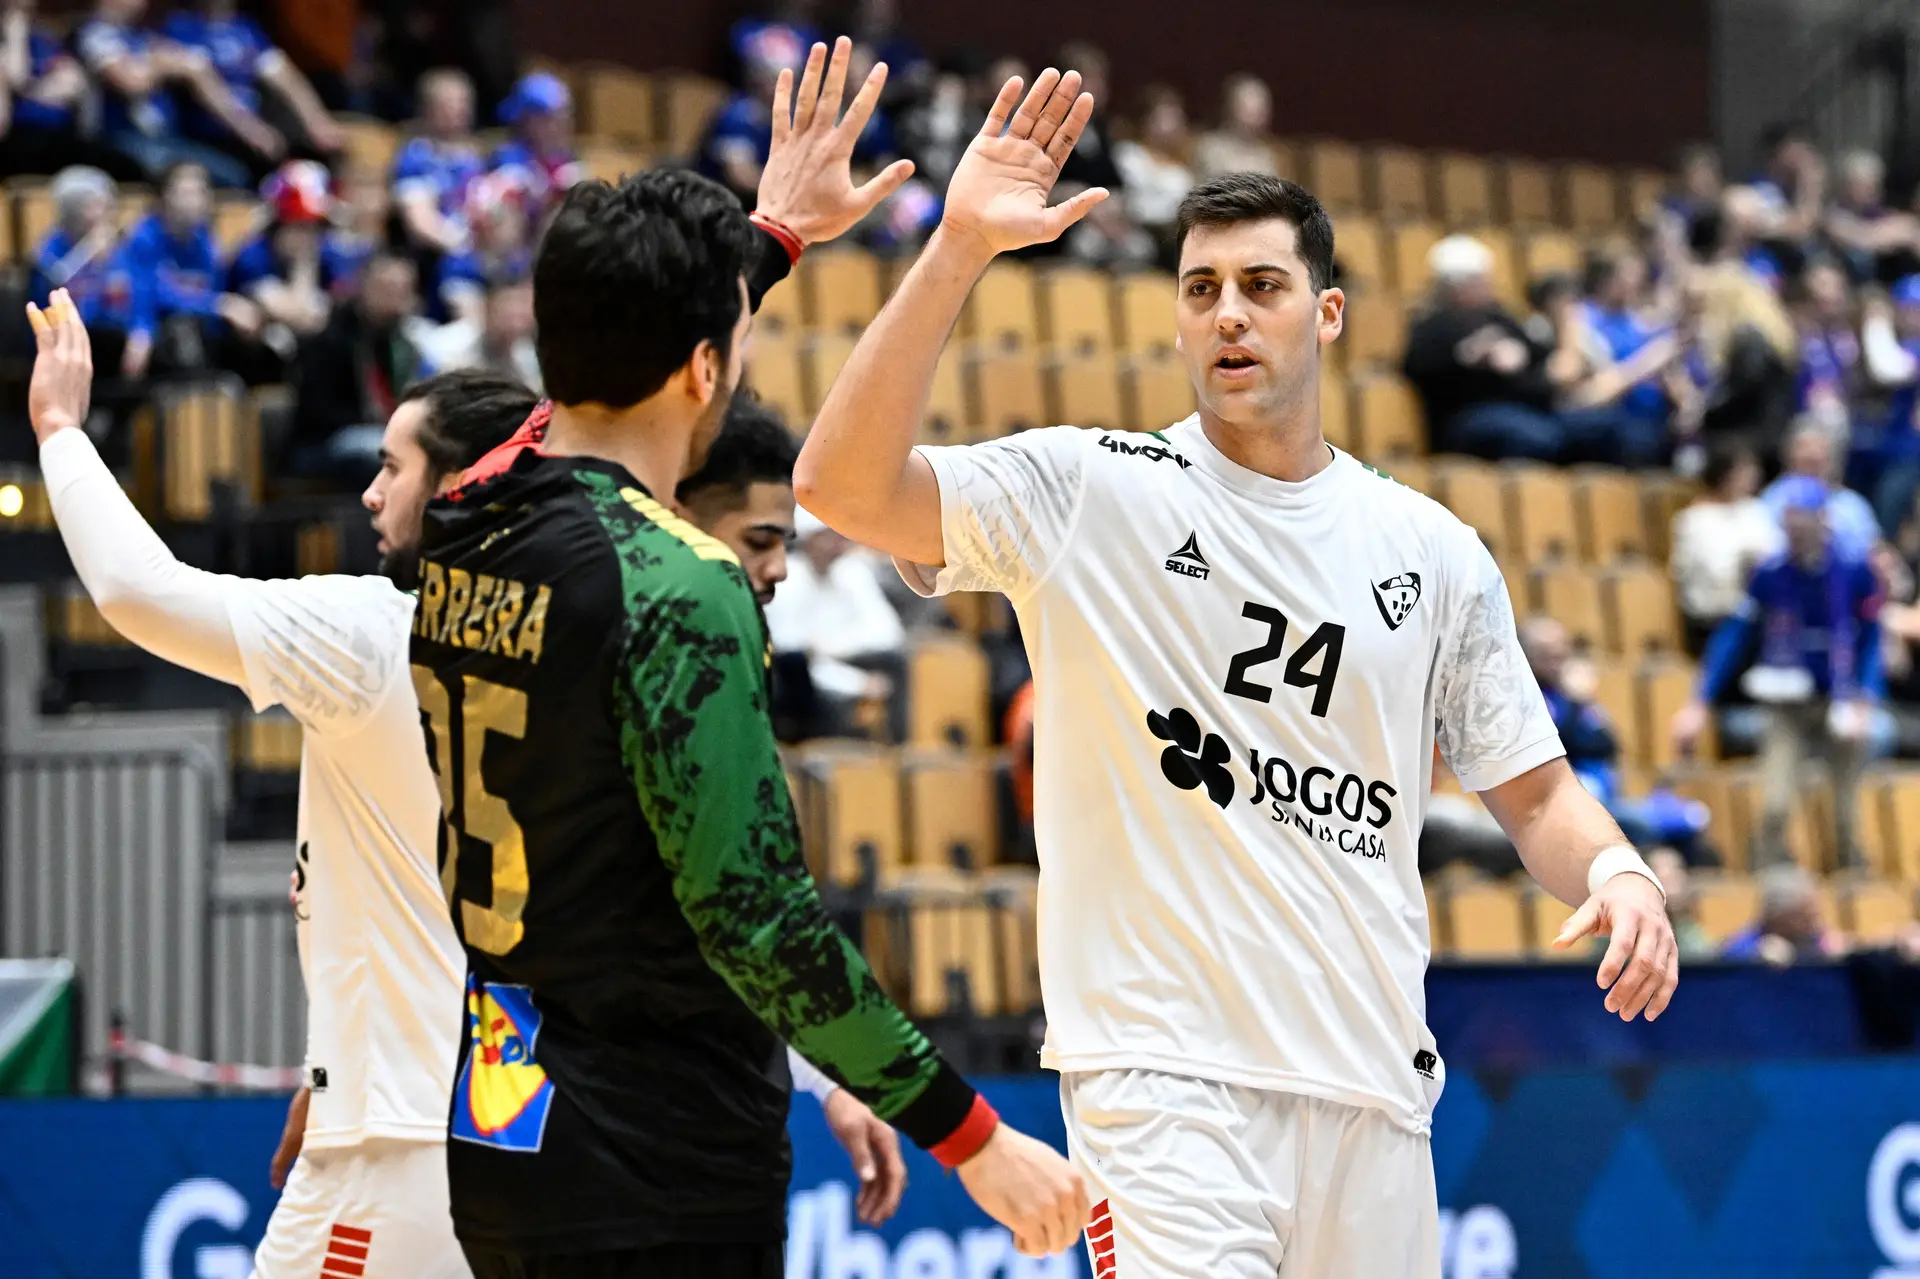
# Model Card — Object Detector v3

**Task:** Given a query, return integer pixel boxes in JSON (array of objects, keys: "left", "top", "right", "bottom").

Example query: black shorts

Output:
[{"left": 460, "top": 1240, "right": 784, "bottom": 1279}]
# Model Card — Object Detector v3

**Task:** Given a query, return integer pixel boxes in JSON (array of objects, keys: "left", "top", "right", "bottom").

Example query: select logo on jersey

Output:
[
  {"left": 451, "top": 977, "right": 554, "bottom": 1153},
  {"left": 1147, "top": 707, "right": 1234, "bottom": 807},
  {"left": 1097, "top": 433, "right": 1191, "bottom": 469},
  {"left": 1164, "top": 533, "right": 1211, "bottom": 581},
  {"left": 1372, "top": 572, "right": 1422, "bottom": 630}
]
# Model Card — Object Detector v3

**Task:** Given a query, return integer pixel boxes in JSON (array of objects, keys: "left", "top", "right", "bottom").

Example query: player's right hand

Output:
[
  {"left": 25, "top": 287, "right": 93, "bottom": 444},
  {"left": 955, "top": 1122, "right": 1090, "bottom": 1257},
  {"left": 939, "top": 68, "right": 1107, "bottom": 259}
]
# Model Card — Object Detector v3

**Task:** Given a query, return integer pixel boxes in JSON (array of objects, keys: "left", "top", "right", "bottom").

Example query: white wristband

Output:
[{"left": 1586, "top": 845, "right": 1665, "bottom": 902}]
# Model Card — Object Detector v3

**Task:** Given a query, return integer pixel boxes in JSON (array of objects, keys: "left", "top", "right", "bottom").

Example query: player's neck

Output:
[
  {"left": 1198, "top": 397, "right": 1330, "bottom": 484},
  {"left": 541, "top": 401, "right": 694, "bottom": 502}
]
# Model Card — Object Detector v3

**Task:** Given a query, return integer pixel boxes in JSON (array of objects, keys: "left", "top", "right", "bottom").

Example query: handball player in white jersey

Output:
[{"left": 795, "top": 70, "right": 1680, "bottom": 1278}]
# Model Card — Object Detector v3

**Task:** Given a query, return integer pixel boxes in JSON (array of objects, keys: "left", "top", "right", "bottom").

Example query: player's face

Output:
[
  {"left": 695, "top": 480, "right": 796, "bottom": 606},
  {"left": 1174, "top": 218, "right": 1343, "bottom": 428},
  {"left": 363, "top": 400, "right": 435, "bottom": 588}
]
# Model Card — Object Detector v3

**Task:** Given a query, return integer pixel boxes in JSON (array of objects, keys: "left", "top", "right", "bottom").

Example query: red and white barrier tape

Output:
[{"left": 109, "top": 1027, "right": 304, "bottom": 1091}]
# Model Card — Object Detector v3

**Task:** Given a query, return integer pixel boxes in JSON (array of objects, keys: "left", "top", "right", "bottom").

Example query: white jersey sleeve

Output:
[
  {"left": 896, "top": 426, "right": 1090, "bottom": 600},
  {"left": 1432, "top": 534, "right": 1564, "bottom": 792},
  {"left": 226, "top": 575, "right": 414, "bottom": 735}
]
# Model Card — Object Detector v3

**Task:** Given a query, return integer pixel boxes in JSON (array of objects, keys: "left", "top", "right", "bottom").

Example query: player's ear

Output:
[
  {"left": 687, "top": 339, "right": 721, "bottom": 406},
  {"left": 1318, "top": 287, "right": 1346, "bottom": 348},
  {"left": 1174, "top": 330, "right": 1184, "bottom": 354}
]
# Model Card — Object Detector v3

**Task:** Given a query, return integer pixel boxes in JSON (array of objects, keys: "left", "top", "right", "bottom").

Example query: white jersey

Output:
[
  {"left": 900, "top": 418, "right": 1562, "bottom": 1132},
  {"left": 229, "top": 576, "right": 464, "bottom": 1150}
]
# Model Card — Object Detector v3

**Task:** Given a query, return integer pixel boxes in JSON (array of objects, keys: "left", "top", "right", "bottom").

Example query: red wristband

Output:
[
  {"left": 750, "top": 211, "right": 805, "bottom": 265},
  {"left": 928, "top": 1093, "right": 1000, "bottom": 1170}
]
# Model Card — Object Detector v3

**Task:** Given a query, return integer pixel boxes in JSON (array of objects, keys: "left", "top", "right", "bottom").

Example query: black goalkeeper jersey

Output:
[{"left": 410, "top": 411, "right": 977, "bottom": 1251}]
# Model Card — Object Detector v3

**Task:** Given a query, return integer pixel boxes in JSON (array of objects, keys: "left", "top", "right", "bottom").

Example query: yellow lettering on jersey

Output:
[
  {"left": 513, "top": 585, "right": 551, "bottom": 664},
  {"left": 419, "top": 560, "right": 447, "bottom": 638},
  {"left": 620, "top": 487, "right": 740, "bottom": 565},
  {"left": 462, "top": 575, "right": 494, "bottom": 651},
  {"left": 476, "top": 576, "right": 509, "bottom": 652},
  {"left": 486, "top": 581, "right": 525, "bottom": 655},
  {"left": 441, "top": 568, "right": 474, "bottom": 644}
]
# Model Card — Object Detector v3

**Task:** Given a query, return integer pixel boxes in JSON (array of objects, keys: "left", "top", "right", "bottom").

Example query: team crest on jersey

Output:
[
  {"left": 451, "top": 977, "right": 554, "bottom": 1153},
  {"left": 1372, "top": 572, "right": 1422, "bottom": 630}
]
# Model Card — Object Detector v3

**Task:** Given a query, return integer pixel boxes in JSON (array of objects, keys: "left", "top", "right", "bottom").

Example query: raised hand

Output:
[
  {"left": 755, "top": 37, "right": 915, "bottom": 248},
  {"left": 941, "top": 68, "right": 1106, "bottom": 258},
  {"left": 25, "top": 287, "right": 93, "bottom": 444}
]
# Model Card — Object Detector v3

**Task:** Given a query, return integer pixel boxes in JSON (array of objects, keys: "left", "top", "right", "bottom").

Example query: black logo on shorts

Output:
[
  {"left": 1413, "top": 1050, "right": 1438, "bottom": 1079},
  {"left": 1147, "top": 707, "right": 1234, "bottom": 807},
  {"left": 310, "top": 1065, "right": 329, "bottom": 1092},
  {"left": 1164, "top": 533, "right": 1210, "bottom": 581},
  {"left": 1372, "top": 572, "right": 1422, "bottom": 630}
]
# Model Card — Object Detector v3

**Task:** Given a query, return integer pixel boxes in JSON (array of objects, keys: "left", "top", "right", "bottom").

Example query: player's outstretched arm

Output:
[
  {"left": 1481, "top": 760, "right": 1679, "bottom": 1023},
  {"left": 795, "top": 68, "right": 1106, "bottom": 566},
  {"left": 622, "top": 570, "right": 1086, "bottom": 1254}
]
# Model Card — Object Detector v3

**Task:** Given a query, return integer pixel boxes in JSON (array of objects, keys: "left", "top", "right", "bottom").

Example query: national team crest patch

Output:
[
  {"left": 1372, "top": 572, "right": 1422, "bottom": 630},
  {"left": 450, "top": 977, "right": 554, "bottom": 1152}
]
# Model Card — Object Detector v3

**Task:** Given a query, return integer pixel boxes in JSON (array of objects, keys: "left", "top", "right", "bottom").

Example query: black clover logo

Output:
[{"left": 1146, "top": 707, "right": 1234, "bottom": 808}]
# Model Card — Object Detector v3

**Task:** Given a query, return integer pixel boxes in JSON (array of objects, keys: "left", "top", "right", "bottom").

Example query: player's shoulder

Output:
[{"left": 570, "top": 466, "right": 751, "bottom": 604}]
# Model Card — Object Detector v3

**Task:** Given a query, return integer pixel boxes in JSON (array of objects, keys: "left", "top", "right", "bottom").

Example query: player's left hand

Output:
[
  {"left": 25, "top": 287, "right": 93, "bottom": 444},
  {"left": 755, "top": 37, "right": 914, "bottom": 248},
  {"left": 1553, "top": 871, "right": 1678, "bottom": 1022},
  {"left": 822, "top": 1087, "right": 907, "bottom": 1225}
]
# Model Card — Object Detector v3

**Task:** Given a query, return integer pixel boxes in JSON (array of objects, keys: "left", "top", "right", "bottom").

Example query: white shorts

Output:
[
  {"left": 251, "top": 1138, "right": 470, "bottom": 1279},
  {"left": 1061, "top": 1069, "right": 1439, "bottom": 1279}
]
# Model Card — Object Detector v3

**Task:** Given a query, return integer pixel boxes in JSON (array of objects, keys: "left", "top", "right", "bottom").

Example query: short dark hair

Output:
[
  {"left": 1701, "top": 438, "right": 1757, "bottom": 492},
  {"left": 159, "top": 161, "right": 208, "bottom": 199},
  {"left": 397, "top": 369, "right": 541, "bottom": 480},
  {"left": 1174, "top": 173, "right": 1336, "bottom": 292},
  {"left": 533, "top": 170, "right": 757, "bottom": 409},
  {"left": 1760, "top": 120, "right": 1810, "bottom": 155},
  {"left": 676, "top": 392, "right": 799, "bottom": 508}
]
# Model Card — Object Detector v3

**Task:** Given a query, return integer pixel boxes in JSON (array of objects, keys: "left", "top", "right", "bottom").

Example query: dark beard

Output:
[{"left": 381, "top": 544, "right": 421, "bottom": 591}]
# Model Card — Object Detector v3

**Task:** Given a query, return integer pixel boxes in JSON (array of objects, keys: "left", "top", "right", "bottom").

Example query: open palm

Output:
[{"left": 943, "top": 69, "right": 1106, "bottom": 256}]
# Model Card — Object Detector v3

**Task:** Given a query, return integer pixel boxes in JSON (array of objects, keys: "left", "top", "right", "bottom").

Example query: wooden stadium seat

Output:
[
  {"left": 1435, "top": 459, "right": 1507, "bottom": 558},
  {"left": 797, "top": 746, "right": 904, "bottom": 888},
  {"left": 1533, "top": 563, "right": 1605, "bottom": 652},
  {"left": 805, "top": 249, "right": 884, "bottom": 333},
  {"left": 1127, "top": 354, "right": 1198, "bottom": 432},
  {"left": 1642, "top": 475, "right": 1697, "bottom": 563},
  {"left": 1670, "top": 768, "right": 1738, "bottom": 870},
  {"left": 1372, "top": 146, "right": 1431, "bottom": 221},
  {"left": 45, "top": 583, "right": 130, "bottom": 646},
  {"left": 1436, "top": 153, "right": 1494, "bottom": 227},
  {"left": 1521, "top": 230, "right": 1583, "bottom": 283},
  {"left": 1500, "top": 158, "right": 1556, "bottom": 227},
  {"left": 0, "top": 187, "right": 12, "bottom": 263},
  {"left": 802, "top": 332, "right": 860, "bottom": 416},
  {"left": 1388, "top": 222, "right": 1443, "bottom": 295},
  {"left": 980, "top": 867, "right": 1042, "bottom": 1012},
  {"left": 214, "top": 198, "right": 261, "bottom": 251},
  {"left": 1885, "top": 771, "right": 1920, "bottom": 882},
  {"left": 1626, "top": 169, "right": 1668, "bottom": 222},
  {"left": 578, "top": 142, "right": 649, "bottom": 185},
  {"left": 1350, "top": 375, "right": 1424, "bottom": 459},
  {"left": 154, "top": 382, "right": 259, "bottom": 521},
  {"left": 942, "top": 591, "right": 1012, "bottom": 636},
  {"left": 1589, "top": 658, "right": 1641, "bottom": 763},
  {"left": 1039, "top": 266, "right": 1115, "bottom": 353},
  {"left": 908, "top": 635, "right": 992, "bottom": 749},
  {"left": 753, "top": 272, "right": 803, "bottom": 333},
  {"left": 884, "top": 886, "right": 1003, "bottom": 1017},
  {"left": 1576, "top": 469, "right": 1648, "bottom": 564},
  {"left": 972, "top": 350, "right": 1048, "bottom": 436},
  {"left": 1640, "top": 660, "right": 1705, "bottom": 772},
  {"left": 1495, "top": 554, "right": 1532, "bottom": 616},
  {"left": 1340, "top": 289, "right": 1407, "bottom": 370},
  {"left": 1383, "top": 454, "right": 1433, "bottom": 497},
  {"left": 1445, "top": 880, "right": 1526, "bottom": 958},
  {"left": 966, "top": 262, "right": 1040, "bottom": 350},
  {"left": 1563, "top": 162, "right": 1620, "bottom": 232},
  {"left": 234, "top": 712, "right": 302, "bottom": 773},
  {"left": 0, "top": 466, "right": 53, "bottom": 530},
  {"left": 1306, "top": 139, "right": 1366, "bottom": 213},
  {"left": 1858, "top": 775, "right": 1897, "bottom": 881},
  {"left": 746, "top": 330, "right": 807, "bottom": 427},
  {"left": 1320, "top": 371, "right": 1353, "bottom": 453},
  {"left": 1506, "top": 466, "right": 1579, "bottom": 564},
  {"left": 1843, "top": 880, "right": 1915, "bottom": 943},
  {"left": 658, "top": 73, "right": 728, "bottom": 161},
  {"left": 578, "top": 65, "right": 654, "bottom": 145},
  {"left": 1527, "top": 889, "right": 1579, "bottom": 958},
  {"left": 1477, "top": 227, "right": 1524, "bottom": 308},
  {"left": 13, "top": 181, "right": 53, "bottom": 257},
  {"left": 903, "top": 750, "right": 1000, "bottom": 871},
  {"left": 1115, "top": 272, "right": 1177, "bottom": 356},
  {"left": 1693, "top": 874, "right": 1759, "bottom": 945},
  {"left": 1605, "top": 565, "right": 1680, "bottom": 656},
  {"left": 336, "top": 115, "right": 399, "bottom": 174},
  {"left": 920, "top": 349, "right": 972, "bottom": 445},
  {"left": 295, "top": 521, "right": 341, "bottom": 576},
  {"left": 1333, "top": 216, "right": 1387, "bottom": 292},
  {"left": 1050, "top": 352, "right": 1125, "bottom": 432}
]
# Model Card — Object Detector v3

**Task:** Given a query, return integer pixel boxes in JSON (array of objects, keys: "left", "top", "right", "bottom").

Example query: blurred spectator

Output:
[
  {"left": 1403, "top": 236, "right": 1662, "bottom": 465},
  {"left": 1761, "top": 421, "right": 1880, "bottom": 560},
  {"left": 76, "top": 0, "right": 279, "bottom": 187},
  {"left": 0, "top": 0, "right": 91, "bottom": 177},
  {"left": 1192, "top": 73, "right": 1284, "bottom": 181},
  {"left": 391, "top": 67, "right": 484, "bottom": 255},
  {"left": 1660, "top": 143, "right": 1723, "bottom": 244},
  {"left": 896, "top": 54, "right": 977, "bottom": 190},
  {"left": 162, "top": 0, "right": 344, "bottom": 161},
  {"left": 729, "top": 3, "right": 819, "bottom": 87},
  {"left": 847, "top": 0, "right": 928, "bottom": 101},
  {"left": 411, "top": 277, "right": 539, "bottom": 391},
  {"left": 122, "top": 160, "right": 269, "bottom": 377},
  {"left": 1668, "top": 260, "right": 1800, "bottom": 464},
  {"left": 1791, "top": 259, "right": 1862, "bottom": 436},
  {"left": 834, "top": 41, "right": 935, "bottom": 252},
  {"left": 1706, "top": 186, "right": 1786, "bottom": 290},
  {"left": 289, "top": 249, "right": 422, "bottom": 484},
  {"left": 433, "top": 169, "right": 532, "bottom": 324},
  {"left": 1826, "top": 150, "right": 1920, "bottom": 285},
  {"left": 1748, "top": 121, "right": 1826, "bottom": 251},
  {"left": 1860, "top": 278, "right": 1920, "bottom": 535},
  {"left": 489, "top": 72, "right": 581, "bottom": 219},
  {"left": 1113, "top": 85, "right": 1194, "bottom": 259},
  {"left": 1519, "top": 617, "right": 1638, "bottom": 817},
  {"left": 1671, "top": 440, "right": 1784, "bottom": 655},
  {"left": 324, "top": 160, "right": 392, "bottom": 300},
  {"left": 227, "top": 160, "right": 334, "bottom": 352},
  {"left": 1676, "top": 478, "right": 1882, "bottom": 871},
  {"left": 1722, "top": 864, "right": 1844, "bottom": 964},
  {"left": 1577, "top": 245, "right": 1675, "bottom": 430},
  {"left": 31, "top": 165, "right": 139, "bottom": 378},
  {"left": 698, "top": 22, "right": 804, "bottom": 205},
  {"left": 1647, "top": 848, "right": 1719, "bottom": 962},
  {"left": 764, "top": 508, "right": 906, "bottom": 740},
  {"left": 1053, "top": 43, "right": 1121, "bottom": 193}
]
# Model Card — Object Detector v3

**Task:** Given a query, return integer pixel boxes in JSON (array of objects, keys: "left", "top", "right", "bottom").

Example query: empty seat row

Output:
[
  {"left": 1303, "top": 143, "right": 1662, "bottom": 234},
  {"left": 790, "top": 744, "right": 1003, "bottom": 889},
  {"left": 1670, "top": 767, "right": 1920, "bottom": 880},
  {"left": 1393, "top": 457, "right": 1688, "bottom": 567},
  {"left": 863, "top": 866, "right": 1040, "bottom": 1016}
]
